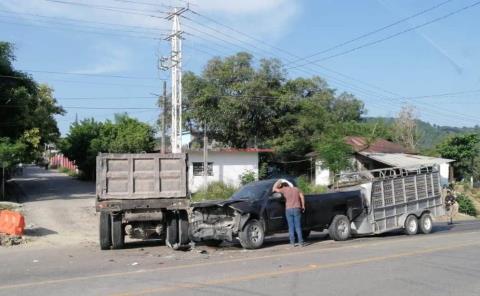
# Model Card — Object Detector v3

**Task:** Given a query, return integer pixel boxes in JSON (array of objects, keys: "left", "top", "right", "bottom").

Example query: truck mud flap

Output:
[{"left": 166, "top": 211, "right": 190, "bottom": 250}]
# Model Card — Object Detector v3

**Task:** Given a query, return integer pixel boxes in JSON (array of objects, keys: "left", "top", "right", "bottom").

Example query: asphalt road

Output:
[
  {"left": 2, "top": 166, "right": 480, "bottom": 296},
  {"left": 1, "top": 220, "right": 480, "bottom": 296}
]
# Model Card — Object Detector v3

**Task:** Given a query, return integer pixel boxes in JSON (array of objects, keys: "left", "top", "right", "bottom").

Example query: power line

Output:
[
  {"left": 56, "top": 96, "right": 157, "bottom": 100},
  {"left": 43, "top": 0, "right": 168, "bottom": 18},
  {"left": 20, "top": 69, "right": 165, "bottom": 80},
  {"left": 0, "top": 9, "right": 166, "bottom": 32},
  {"left": 288, "top": 0, "right": 480, "bottom": 68},
  {"left": 284, "top": 0, "right": 456, "bottom": 67},
  {"left": 0, "top": 18, "right": 164, "bottom": 41}
]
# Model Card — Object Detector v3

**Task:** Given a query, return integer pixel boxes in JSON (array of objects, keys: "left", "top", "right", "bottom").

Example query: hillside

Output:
[{"left": 364, "top": 117, "right": 480, "bottom": 151}]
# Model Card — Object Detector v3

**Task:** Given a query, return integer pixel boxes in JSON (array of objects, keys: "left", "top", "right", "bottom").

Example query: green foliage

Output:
[
  {"left": 60, "top": 115, "right": 155, "bottom": 180},
  {"left": 0, "top": 138, "right": 26, "bottom": 168},
  {"left": 240, "top": 169, "right": 257, "bottom": 185},
  {"left": 437, "top": 134, "right": 480, "bottom": 180},
  {"left": 258, "top": 162, "right": 268, "bottom": 180},
  {"left": 456, "top": 193, "right": 477, "bottom": 217},
  {"left": 0, "top": 41, "right": 64, "bottom": 166},
  {"left": 296, "top": 176, "right": 327, "bottom": 194},
  {"left": 315, "top": 134, "right": 354, "bottom": 175},
  {"left": 191, "top": 181, "right": 237, "bottom": 202}
]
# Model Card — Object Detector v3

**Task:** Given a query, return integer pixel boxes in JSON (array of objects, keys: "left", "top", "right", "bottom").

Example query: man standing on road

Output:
[
  {"left": 445, "top": 189, "right": 458, "bottom": 225},
  {"left": 273, "top": 180, "right": 306, "bottom": 247}
]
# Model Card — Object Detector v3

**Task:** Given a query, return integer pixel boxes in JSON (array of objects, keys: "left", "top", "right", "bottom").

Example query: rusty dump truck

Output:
[{"left": 95, "top": 153, "right": 190, "bottom": 250}]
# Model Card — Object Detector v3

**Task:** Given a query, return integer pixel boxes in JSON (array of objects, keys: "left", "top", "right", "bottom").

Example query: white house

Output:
[
  {"left": 186, "top": 148, "right": 272, "bottom": 193},
  {"left": 310, "top": 137, "right": 454, "bottom": 187}
]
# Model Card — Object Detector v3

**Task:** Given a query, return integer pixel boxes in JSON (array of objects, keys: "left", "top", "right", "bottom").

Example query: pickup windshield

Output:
[{"left": 231, "top": 183, "right": 270, "bottom": 201}]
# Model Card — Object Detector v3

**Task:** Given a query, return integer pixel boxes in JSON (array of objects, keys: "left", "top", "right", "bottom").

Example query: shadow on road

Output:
[{"left": 24, "top": 227, "right": 58, "bottom": 237}]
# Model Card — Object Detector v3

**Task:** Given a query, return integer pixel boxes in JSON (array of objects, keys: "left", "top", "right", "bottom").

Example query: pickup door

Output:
[
  {"left": 303, "top": 190, "right": 364, "bottom": 230},
  {"left": 266, "top": 193, "right": 288, "bottom": 232}
]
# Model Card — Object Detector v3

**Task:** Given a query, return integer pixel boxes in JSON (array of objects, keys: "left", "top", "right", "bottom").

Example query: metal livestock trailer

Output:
[{"left": 336, "top": 167, "right": 445, "bottom": 236}]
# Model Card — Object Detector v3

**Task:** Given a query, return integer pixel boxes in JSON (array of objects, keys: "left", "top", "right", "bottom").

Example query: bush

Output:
[
  {"left": 457, "top": 193, "right": 477, "bottom": 217},
  {"left": 297, "top": 176, "right": 328, "bottom": 194},
  {"left": 240, "top": 170, "right": 256, "bottom": 185},
  {"left": 192, "top": 181, "right": 237, "bottom": 202}
]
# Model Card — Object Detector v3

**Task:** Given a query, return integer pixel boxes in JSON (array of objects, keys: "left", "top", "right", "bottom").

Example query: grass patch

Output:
[
  {"left": 192, "top": 181, "right": 237, "bottom": 202},
  {"left": 457, "top": 193, "right": 477, "bottom": 217},
  {"left": 297, "top": 176, "right": 328, "bottom": 194}
]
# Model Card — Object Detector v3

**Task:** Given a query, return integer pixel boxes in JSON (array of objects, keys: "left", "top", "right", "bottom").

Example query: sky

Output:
[{"left": 1, "top": 0, "right": 480, "bottom": 136}]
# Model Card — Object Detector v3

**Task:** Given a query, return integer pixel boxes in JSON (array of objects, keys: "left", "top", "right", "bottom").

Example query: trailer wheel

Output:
[
  {"left": 239, "top": 219, "right": 265, "bottom": 249},
  {"left": 99, "top": 212, "right": 112, "bottom": 250},
  {"left": 111, "top": 214, "right": 125, "bottom": 249},
  {"left": 328, "top": 215, "right": 351, "bottom": 241},
  {"left": 419, "top": 214, "right": 433, "bottom": 234},
  {"left": 404, "top": 215, "right": 418, "bottom": 235}
]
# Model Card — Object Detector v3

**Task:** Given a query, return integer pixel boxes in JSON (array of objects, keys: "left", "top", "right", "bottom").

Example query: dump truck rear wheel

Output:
[
  {"left": 99, "top": 212, "right": 112, "bottom": 250},
  {"left": 111, "top": 214, "right": 125, "bottom": 249}
]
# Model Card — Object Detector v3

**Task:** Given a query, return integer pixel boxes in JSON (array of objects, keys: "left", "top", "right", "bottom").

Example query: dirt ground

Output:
[{"left": 9, "top": 166, "right": 97, "bottom": 248}]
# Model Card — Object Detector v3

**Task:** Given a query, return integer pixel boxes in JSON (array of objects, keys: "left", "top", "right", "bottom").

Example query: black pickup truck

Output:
[{"left": 189, "top": 179, "right": 364, "bottom": 249}]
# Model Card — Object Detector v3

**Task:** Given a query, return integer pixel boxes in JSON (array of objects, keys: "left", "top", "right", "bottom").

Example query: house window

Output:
[{"left": 192, "top": 162, "right": 213, "bottom": 176}]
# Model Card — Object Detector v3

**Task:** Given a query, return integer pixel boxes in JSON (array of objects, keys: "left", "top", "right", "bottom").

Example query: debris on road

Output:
[
  {"left": 0, "top": 233, "right": 26, "bottom": 246},
  {"left": 0, "top": 202, "right": 23, "bottom": 212},
  {"left": 131, "top": 262, "right": 138, "bottom": 266}
]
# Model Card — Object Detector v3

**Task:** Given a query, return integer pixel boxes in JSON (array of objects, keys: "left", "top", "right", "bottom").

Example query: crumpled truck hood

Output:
[{"left": 191, "top": 199, "right": 256, "bottom": 214}]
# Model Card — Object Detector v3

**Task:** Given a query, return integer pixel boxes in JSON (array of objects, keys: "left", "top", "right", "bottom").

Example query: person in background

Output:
[
  {"left": 273, "top": 180, "right": 306, "bottom": 247},
  {"left": 445, "top": 189, "right": 458, "bottom": 225}
]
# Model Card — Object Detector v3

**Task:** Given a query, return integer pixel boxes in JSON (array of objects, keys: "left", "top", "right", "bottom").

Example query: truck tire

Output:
[
  {"left": 165, "top": 212, "right": 178, "bottom": 248},
  {"left": 404, "top": 215, "right": 418, "bottom": 235},
  {"left": 111, "top": 214, "right": 125, "bottom": 249},
  {"left": 239, "top": 219, "right": 265, "bottom": 249},
  {"left": 178, "top": 210, "right": 190, "bottom": 245},
  {"left": 418, "top": 214, "right": 433, "bottom": 234},
  {"left": 99, "top": 212, "right": 112, "bottom": 250},
  {"left": 328, "top": 215, "right": 351, "bottom": 241}
]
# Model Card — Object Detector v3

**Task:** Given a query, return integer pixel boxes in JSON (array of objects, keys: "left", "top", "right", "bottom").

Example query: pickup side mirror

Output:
[{"left": 271, "top": 192, "right": 283, "bottom": 199}]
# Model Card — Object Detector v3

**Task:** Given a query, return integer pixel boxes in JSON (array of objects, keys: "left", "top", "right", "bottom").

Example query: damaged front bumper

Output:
[{"left": 189, "top": 205, "right": 248, "bottom": 242}]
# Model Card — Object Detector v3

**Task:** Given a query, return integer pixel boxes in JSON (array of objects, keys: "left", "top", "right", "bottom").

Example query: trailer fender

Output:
[{"left": 398, "top": 210, "right": 431, "bottom": 228}]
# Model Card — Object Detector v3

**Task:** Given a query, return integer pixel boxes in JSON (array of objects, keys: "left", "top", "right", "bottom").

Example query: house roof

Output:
[
  {"left": 187, "top": 148, "right": 273, "bottom": 153},
  {"left": 359, "top": 152, "right": 454, "bottom": 169},
  {"left": 345, "top": 136, "right": 411, "bottom": 154}
]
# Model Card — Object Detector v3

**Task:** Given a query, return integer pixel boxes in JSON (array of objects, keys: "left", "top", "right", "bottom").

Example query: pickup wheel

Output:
[
  {"left": 111, "top": 214, "right": 125, "bottom": 249},
  {"left": 99, "top": 212, "right": 112, "bottom": 250},
  {"left": 404, "top": 215, "right": 419, "bottom": 235},
  {"left": 239, "top": 219, "right": 265, "bottom": 249},
  {"left": 419, "top": 214, "right": 433, "bottom": 234},
  {"left": 328, "top": 215, "right": 351, "bottom": 241}
]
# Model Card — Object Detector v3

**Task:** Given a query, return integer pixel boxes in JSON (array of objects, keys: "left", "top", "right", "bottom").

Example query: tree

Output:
[
  {"left": 1, "top": 41, "right": 64, "bottom": 165},
  {"left": 437, "top": 133, "right": 480, "bottom": 181},
  {"left": 393, "top": 105, "right": 420, "bottom": 152},
  {"left": 60, "top": 115, "right": 156, "bottom": 180}
]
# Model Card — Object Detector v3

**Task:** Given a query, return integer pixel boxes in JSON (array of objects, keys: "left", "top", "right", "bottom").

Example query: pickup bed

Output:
[{"left": 189, "top": 179, "right": 364, "bottom": 249}]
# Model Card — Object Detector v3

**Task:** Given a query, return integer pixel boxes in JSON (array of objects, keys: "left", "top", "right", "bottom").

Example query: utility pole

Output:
[
  {"left": 203, "top": 124, "right": 208, "bottom": 189},
  {"left": 161, "top": 81, "right": 167, "bottom": 154},
  {"left": 160, "top": 6, "right": 188, "bottom": 154}
]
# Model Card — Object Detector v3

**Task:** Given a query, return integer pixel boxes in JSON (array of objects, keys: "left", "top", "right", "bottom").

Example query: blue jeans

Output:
[{"left": 286, "top": 208, "right": 303, "bottom": 244}]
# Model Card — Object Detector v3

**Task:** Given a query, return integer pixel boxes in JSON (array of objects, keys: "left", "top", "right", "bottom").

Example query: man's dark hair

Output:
[{"left": 281, "top": 182, "right": 290, "bottom": 188}]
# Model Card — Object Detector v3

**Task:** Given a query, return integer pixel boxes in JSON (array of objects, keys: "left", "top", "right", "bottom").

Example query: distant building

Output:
[
  {"left": 309, "top": 136, "right": 454, "bottom": 186},
  {"left": 186, "top": 148, "right": 272, "bottom": 193}
]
